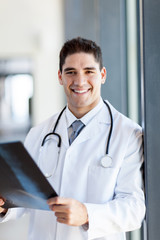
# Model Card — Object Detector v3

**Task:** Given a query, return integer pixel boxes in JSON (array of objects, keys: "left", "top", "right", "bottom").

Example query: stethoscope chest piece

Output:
[
  {"left": 101, "top": 155, "right": 112, "bottom": 168},
  {"left": 45, "top": 173, "right": 52, "bottom": 178}
]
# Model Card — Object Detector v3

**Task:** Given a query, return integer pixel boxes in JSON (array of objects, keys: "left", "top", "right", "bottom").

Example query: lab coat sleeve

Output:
[
  {"left": 0, "top": 208, "right": 27, "bottom": 223},
  {"left": 84, "top": 129, "right": 145, "bottom": 239}
]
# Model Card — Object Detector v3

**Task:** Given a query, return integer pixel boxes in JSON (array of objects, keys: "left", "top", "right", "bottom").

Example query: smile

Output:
[{"left": 72, "top": 89, "right": 89, "bottom": 94}]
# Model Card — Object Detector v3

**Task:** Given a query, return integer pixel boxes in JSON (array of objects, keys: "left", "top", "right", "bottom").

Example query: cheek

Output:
[
  {"left": 89, "top": 74, "right": 102, "bottom": 83},
  {"left": 61, "top": 78, "right": 69, "bottom": 87},
  {"left": 63, "top": 81, "right": 72, "bottom": 94},
  {"left": 91, "top": 78, "right": 102, "bottom": 90}
]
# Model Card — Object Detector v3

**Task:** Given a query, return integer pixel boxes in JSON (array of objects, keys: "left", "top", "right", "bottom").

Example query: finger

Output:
[
  {"left": 56, "top": 216, "right": 67, "bottom": 224},
  {"left": 55, "top": 214, "right": 73, "bottom": 225},
  {"left": 50, "top": 204, "right": 69, "bottom": 213},
  {"left": 0, "top": 199, "right": 4, "bottom": 206},
  {"left": 47, "top": 197, "right": 61, "bottom": 205},
  {"left": 56, "top": 215, "right": 75, "bottom": 226},
  {"left": 47, "top": 197, "right": 71, "bottom": 206},
  {"left": 55, "top": 212, "right": 67, "bottom": 218},
  {"left": 54, "top": 212, "right": 68, "bottom": 223}
]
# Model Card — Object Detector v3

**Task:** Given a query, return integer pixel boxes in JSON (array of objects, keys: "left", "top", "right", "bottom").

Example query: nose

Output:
[{"left": 74, "top": 73, "right": 86, "bottom": 86}]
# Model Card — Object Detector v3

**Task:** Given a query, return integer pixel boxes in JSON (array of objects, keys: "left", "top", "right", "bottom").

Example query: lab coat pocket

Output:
[{"left": 87, "top": 166, "right": 120, "bottom": 203}]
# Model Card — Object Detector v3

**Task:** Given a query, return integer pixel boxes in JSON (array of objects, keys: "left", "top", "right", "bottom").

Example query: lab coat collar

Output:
[
  {"left": 65, "top": 97, "right": 104, "bottom": 127},
  {"left": 55, "top": 100, "right": 113, "bottom": 148},
  {"left": 70, "top": 100, "right": 112, "bottom": 146},
  {"left": 97, "top": 100, "right": 112, "bottom": 124}
]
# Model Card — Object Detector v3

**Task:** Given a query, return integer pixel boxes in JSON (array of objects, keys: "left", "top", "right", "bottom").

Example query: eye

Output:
[
  {"left": 86, "top": 70, "right": 94, "bottom": 74},
  {"left": 66, "top": 71, "right": 76, "bottom": 75}
]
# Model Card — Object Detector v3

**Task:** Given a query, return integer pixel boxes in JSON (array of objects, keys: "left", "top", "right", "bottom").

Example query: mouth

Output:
[{"left": 71, "top": 89, "right": 90, "bottom": 94}]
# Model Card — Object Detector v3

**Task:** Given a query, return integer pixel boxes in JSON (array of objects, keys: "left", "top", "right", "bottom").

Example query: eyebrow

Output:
[
  {"left": 64, "top": 67, "right": 97, "bottom": 72},
  {"left": 64, "top": 67, "right": 76, "bottom": 72},
  {"left": 84, "top": 67, "right": 97, "bottom": 70}
]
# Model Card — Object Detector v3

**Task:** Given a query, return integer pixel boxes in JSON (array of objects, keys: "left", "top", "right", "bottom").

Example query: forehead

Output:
[{"left": 62, "top": 52, "right": 99, "bottom": 69}]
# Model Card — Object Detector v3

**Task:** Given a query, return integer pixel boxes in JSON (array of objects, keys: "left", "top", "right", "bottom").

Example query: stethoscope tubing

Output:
[
  {"left": 103, "top": 100, "right": 113, "bottom": 155},
  {"left": 41, "top": 106, "right": 66, "bottom": 147}
]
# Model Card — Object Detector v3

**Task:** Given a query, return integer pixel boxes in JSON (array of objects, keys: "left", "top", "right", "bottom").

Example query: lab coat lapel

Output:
[
  {"left": 75, "top": 117, "right": 100, "bottom": 144},
  {"left": 71, "top": 103, "right": 111, "bottom": 145}
]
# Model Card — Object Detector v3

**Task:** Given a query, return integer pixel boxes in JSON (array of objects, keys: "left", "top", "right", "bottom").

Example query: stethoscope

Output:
[{"left": 40, "top": 100, "right": 113, "bottom": 178}]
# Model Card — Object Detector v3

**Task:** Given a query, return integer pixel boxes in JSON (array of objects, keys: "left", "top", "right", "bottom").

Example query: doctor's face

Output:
[{"left": 58, "top": 52, "right": 106, "bottom": 118}]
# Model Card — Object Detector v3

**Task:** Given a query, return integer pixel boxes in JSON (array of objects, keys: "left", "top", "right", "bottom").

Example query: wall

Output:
[
  {"left": 142, "top": 0, "right": 160, "bottom": 239},
  {"left": 64, "top": 0, "right": 128, "bottom": 116}
]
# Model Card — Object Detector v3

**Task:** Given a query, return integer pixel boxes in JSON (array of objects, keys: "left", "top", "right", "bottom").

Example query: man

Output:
[{"left": 0, "top": 37, "right": 145, "bottom": 240}]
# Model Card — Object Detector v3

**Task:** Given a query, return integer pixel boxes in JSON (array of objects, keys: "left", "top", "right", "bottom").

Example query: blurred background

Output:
[{"left": 0, "top": 0, "right": 148, "bottom": 239}]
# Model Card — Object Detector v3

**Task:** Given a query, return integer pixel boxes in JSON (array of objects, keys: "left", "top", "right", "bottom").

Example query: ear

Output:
[
  {"left": 101, "top": 67, "right": 107, "bottom": 84},
  {"left": 58, "top": 70, "right": 63, "bottom": 85}
]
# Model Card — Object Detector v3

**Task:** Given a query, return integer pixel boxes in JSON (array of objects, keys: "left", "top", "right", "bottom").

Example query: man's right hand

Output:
[{"left": 0, "top": 198, "right": 7, "bottom": 215}]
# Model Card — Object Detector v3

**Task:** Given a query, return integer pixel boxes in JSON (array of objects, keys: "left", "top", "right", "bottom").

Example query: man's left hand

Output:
[{"left": 47, "top": 197, "right": 88, "bottom": 226}]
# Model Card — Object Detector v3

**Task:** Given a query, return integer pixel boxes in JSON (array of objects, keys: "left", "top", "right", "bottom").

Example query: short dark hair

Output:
[{"left": 59, "top": 37, "right": 103, "bottom": 72}]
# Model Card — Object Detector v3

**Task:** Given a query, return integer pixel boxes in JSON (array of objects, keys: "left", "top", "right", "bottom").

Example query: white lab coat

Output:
[{"left": 1, "top": 101, "right": 145, "bottom": 240}]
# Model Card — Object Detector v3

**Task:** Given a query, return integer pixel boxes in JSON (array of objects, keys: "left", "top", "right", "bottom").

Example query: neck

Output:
[
  {"left": 68, "top": 98, "right": 101, "bottom": 119},
  {"left": 69, "top": 108, "right": 91, "bottom": 119}
]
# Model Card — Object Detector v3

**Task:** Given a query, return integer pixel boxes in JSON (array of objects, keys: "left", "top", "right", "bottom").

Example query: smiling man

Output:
[
  {"left": 0, "top": 37, "right": 145, "bottom": 240},
  {"left": 58, "top": 51, "right": 106, "bottom": 118}
]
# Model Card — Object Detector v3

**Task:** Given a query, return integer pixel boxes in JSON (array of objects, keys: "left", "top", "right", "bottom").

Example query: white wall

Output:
[
  {"left": 0, "top": 0, "right": 65, "bottom": 125},
  {"left": 0, "top": 0, "right": 64, "bottom": 239}
]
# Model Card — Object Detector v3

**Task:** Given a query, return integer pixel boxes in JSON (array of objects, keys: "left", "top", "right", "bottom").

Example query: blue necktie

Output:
[{"left": 69, "top": 120, "right": 85, "bottom": 145}]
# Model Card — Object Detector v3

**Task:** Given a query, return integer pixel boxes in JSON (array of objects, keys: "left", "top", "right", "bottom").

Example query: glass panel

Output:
[{"left": 0, "top": 74, "right": 33, "bottom": 142}]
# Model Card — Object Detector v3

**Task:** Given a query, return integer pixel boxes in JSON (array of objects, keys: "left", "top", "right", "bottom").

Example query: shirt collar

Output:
[{"left": 65, "top": 98, "right": 104, "bottom": 128}]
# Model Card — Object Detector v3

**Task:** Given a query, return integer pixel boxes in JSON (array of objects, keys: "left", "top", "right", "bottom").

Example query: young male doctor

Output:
[{"left": 0, "top": 37, "right": 145, "bottom": 240}]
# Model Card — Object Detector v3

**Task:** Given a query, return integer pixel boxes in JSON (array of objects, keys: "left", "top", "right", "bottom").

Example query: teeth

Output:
[{"left": 74, "top": 89, "right": 88, "bottom": 93}]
